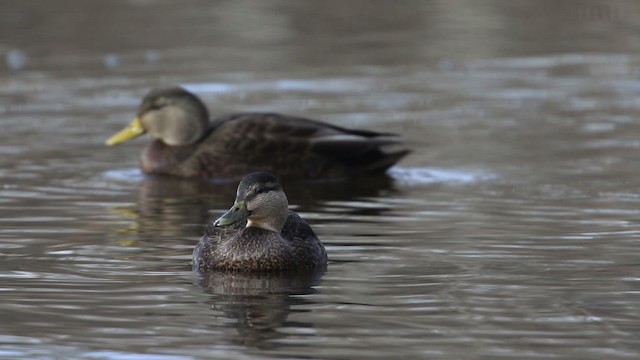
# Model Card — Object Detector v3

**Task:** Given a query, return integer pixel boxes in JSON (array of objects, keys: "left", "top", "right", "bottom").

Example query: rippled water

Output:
[{"left": 2, "top": 1, "right": 640, "bottom": 359}]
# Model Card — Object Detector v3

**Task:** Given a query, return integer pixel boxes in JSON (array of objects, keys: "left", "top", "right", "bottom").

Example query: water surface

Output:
[{"left": 1, "top": 1, "right": 640, "bottom": 359}]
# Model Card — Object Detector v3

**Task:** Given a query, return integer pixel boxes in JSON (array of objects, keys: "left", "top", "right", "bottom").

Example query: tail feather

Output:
[
  {"left": 311, "top": 133, "right": 410, "bottom": 174},
  {"left": 361, "top": 148, "right": 411, "bottom": 173}
]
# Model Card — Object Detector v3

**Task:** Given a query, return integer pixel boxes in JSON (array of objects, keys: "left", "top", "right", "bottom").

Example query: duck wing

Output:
[
  {"left": 281, "top": 210, "right": 327, "bottom": 270},
  {"left": 198, "top": 113, "right": 410, "bottom": 179}
]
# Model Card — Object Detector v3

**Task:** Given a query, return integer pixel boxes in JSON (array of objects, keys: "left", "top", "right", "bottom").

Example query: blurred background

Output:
[{"left": 1, "top": 1, "right": 640, "bottom": 359}]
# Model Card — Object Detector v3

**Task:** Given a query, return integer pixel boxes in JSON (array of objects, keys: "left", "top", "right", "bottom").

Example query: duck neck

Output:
[
  {"left": 246, "top": 219, "right": 281, "bottom": 232},
  {"left": 245, "top": 193, "right": 289, "bottom": 233}
]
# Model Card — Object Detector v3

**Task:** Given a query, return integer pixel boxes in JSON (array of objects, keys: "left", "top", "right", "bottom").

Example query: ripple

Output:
[
  {"left": 82, "top": 351, "right": 193, "bottom": 360},
  {"left": 389, "top": 167, "right": 494, "bottom": 185},
  {"left": 183, "top": 77, "right": 374, "bottom": 95},
  {"left": 103, "top": 168, "right": 145, "bottom": 182},
  {"left": 102, "top": 166, "right": 494, "bottom": 186}
]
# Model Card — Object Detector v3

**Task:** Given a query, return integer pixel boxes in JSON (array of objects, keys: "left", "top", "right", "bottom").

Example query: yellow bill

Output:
[{"left": 105, "top": 118, "right": 145, "bottom": 146}]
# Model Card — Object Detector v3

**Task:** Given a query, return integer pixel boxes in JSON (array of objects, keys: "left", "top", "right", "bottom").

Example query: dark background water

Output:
[{"left": 1, "top": 1, "right": 640, "bottom": 359}]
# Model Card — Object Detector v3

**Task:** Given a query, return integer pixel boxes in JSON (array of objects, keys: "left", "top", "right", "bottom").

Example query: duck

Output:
[
  {"left": 192, "top": 171, "right": 327, "bottom": 272},
  {"left": 105, "top": 86, "right": 410, "bottom": 180}
]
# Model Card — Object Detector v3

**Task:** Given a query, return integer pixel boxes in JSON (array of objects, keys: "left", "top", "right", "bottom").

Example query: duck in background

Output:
[{"left": 106, "top": 86, "right": 410, "bottom": 180}]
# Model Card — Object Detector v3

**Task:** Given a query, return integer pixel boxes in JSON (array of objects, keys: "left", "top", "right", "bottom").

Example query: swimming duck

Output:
[
  {"left": 106, "top": 86, "right": 410, "bottom": 180},
  {"left": 192, "top": 171, "right": 327, "bottom": 272}
]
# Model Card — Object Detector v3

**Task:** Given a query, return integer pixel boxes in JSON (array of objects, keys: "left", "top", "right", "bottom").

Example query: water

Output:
[{"left": 2, "top": 1, "right": 640, "bottom": 359}]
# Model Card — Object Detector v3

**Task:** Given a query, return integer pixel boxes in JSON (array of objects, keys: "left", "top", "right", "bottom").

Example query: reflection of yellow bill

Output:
[
  {"left": 108, "top": 207, "right": 139, "bottom": 246},
  {"left": 105, "top": 118, "right": 145, "bottom": 145}
]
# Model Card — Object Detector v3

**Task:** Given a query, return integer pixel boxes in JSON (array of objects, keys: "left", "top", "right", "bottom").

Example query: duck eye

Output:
[{"left": 148, "top": 103, "right": 164, "bottom": 111}]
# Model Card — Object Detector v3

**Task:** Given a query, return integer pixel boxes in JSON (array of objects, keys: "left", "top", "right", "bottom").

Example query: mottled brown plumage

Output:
[
  {"left": 106, "top": 86, "right": 410, "bottom": 180},
  {"left": 192, "top": 172, "right": 327, "bottom": 272}
]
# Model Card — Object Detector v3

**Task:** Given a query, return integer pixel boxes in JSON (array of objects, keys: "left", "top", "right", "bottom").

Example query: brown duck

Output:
[
  {"left": 192, "top": 171, "right": 327, "bottom": 272},
  {"left": 106, "top": 86, "right": 410, "bottom": 180}
]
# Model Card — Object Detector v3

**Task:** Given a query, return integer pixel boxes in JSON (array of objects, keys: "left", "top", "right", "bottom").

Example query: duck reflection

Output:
[
  {"left": 195, "top": 269, "right": 324, "bottom": 348},
  {"left": 110, "top": 173, "right": 397, "bottom": 240},
  {"left": 108, "top": 176, "right": 232, "bottom": 242},
  {"left": 280, "top": 174, "right": 397, "bottom": 211}
]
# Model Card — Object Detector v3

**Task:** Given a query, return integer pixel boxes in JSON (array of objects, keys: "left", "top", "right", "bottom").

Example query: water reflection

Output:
[
  {"left": 2, "top": 0, "right": 640, "bottom": 358},
  {"left": 106, "top": 172, "right": 400, "bottom": 239},
  {"left": 195, "top": 270, "right": 324, "bottom": 349}
]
